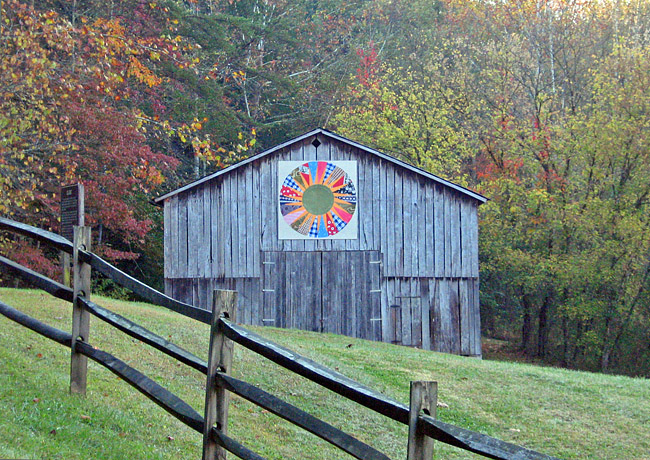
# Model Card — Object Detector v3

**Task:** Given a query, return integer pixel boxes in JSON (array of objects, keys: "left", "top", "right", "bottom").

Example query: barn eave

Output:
[{"left": 153, "top": 128, "right": 488, "bottom": 204}]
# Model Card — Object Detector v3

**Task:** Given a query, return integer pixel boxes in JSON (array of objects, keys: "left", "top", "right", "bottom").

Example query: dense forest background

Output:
[{"left": 2, "top": 0, "right": 650, "bottom": 377}]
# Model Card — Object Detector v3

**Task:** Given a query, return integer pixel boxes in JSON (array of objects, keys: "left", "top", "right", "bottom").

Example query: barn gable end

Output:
[{"left": 160, "top": 129, "right": 485, "bottom": 357}]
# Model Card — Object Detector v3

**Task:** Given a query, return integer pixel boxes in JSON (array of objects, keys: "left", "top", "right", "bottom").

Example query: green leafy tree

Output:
[{"left": 333, "top": 44, "right": 474, "bottom": 183}]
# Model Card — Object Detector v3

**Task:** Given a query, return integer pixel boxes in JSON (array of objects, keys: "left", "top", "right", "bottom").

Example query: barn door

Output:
[
  {"left": 261, "top": 251, "right": 321, "bottom": 332},
  {"left": 322, "top": 251, "right": 381, "bottom": 340},
  {"left": 262, "top": 251, "right": 381, "bottom": 339},
  {"left": 285, "top": 252, "right": 322, "bottom": 331}
]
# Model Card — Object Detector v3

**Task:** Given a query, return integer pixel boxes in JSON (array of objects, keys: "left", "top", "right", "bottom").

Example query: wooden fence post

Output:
[
  {"left": 70, "top": 226, "right": 91, "bottom": 395},
  {"left": 203, "top": 290, "right": 237, "bottom": 460},
  {"left": 407, "top": 381, "right": 437, "bottom": 460}
]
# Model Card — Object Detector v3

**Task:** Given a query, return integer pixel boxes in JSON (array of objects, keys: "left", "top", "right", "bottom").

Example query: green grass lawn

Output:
[{"left": 1, "top": 288, "right": 649, "bottom": 460}]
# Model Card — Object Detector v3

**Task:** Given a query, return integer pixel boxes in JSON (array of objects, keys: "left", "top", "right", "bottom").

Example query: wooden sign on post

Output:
[
  {"left": 61, "top": 184, "right": 84, "bottom": 241},
  {"left": 61, "top": 184, "right": 84, "bottom": 287}
]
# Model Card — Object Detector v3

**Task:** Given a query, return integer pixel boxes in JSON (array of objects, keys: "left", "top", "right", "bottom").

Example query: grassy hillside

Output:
[{"left": 1, "top": 288, "right": 648, "bottom": 460}]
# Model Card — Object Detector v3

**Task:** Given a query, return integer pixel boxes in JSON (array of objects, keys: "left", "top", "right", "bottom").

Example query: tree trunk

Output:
[
  {"left": 537, "top": 295, "right": 550, "bottom": 358},
  {"left": 600, "top": 304, "right": 616, "bottom": 373},
  {"left": 600, "top": 348, "right": 611, "bottom": 372},
  {"left": 561, "top": 316, "right": 569, "bottom": 367},
  {"left": 571, "top": 321, "right": 584, "bottom": 366},
  {"left": 521, "top": 294, "right": 534, "bottom": 354}
]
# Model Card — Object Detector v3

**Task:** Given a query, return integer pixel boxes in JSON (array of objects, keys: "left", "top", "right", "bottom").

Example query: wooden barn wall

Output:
[
  {"left": 164, "top": 136, "right": 480, "bottom": 280},
  {"left": 165, "top": 277, "right": 263, "bottom": 327},
  {"left": 380, "top": 277, "right": 480, "bottom": 357},
  {"left": 163, "top": 134, "right": 481, "bottom": 356},
  {"left": 165, "top": 275, "right": 481, "bottom": 357}
]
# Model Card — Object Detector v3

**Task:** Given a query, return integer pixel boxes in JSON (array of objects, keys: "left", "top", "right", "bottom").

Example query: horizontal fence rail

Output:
[
  {"left": 210, "top": 427, "right": 268, "bottom": 460},
  {"left": 81, "top": 251, "right": 211, "bottom": 324},
  {"left": 0, "top": 299, "right": 203, "bottom": 432},
  {"left": 0, "top": 252, "right": 208, "bottom": 373},
  {"left": 0, "top": 298, "right": 257, "bottom": 458},
  {"left": 215, "top": 372, "right": 392, "bottom": 460},
  {"left": 0, "top": 217, "right": 74, "bottom": 253},
  {"left": 0, "top": 254, "right": 74, "bottom": 302},
  {"left": 0, "top": 217, "right": 563, "bottom": 460},
  {"left": 78, "top": 297, "right": 208, "bottom": 374},
  {"left": 0, "top": 217, "right": 210, "bottom": 324},
  {"left": 219, "top": 319, "right": 560, "bottom": 460}
]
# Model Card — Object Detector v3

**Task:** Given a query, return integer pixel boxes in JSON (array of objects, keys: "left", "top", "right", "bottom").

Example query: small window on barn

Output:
[{"left": 312, "top": 138, "right": 321, "bottom": 148}]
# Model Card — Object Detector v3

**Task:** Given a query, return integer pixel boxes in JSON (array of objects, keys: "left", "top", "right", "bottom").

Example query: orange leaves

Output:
[
  {"left": 127, "top": 56, "right": 162, "bottom": 87},
  {"left": 0, "top": 1, "right": 190, "bottom": 265}
]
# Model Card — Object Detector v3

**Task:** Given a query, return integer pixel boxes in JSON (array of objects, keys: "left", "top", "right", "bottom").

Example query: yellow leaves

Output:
[
  {"left": 127, "top": 57, "right": 162, "bottom": 87},
  {"left": 232, "top": 70, "right": 246, "bottom": 82}
]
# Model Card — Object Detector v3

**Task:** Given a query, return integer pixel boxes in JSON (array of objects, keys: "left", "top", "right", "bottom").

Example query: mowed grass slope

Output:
[{"left": 1, "top": 288, "right": 649, "bottom": 460}]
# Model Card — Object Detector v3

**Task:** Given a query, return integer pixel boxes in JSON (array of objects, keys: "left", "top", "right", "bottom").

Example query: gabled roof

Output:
[{"left": 154, "top": 128, "right": 488, "bottom": 204}]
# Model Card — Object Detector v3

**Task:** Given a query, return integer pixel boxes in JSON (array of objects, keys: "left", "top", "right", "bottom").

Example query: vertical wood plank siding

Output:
[
  {"left": 178, "top": 195, "right": 188, "bottom": 277},
  {"left": 163, "top": 199, "right": 171, "bottom": 278},
  {"left": 202, "top": 185, "right": 212, "bottom": 278},
  {"left": 163, "top": 135, "right": 482, "bottom": 356}
]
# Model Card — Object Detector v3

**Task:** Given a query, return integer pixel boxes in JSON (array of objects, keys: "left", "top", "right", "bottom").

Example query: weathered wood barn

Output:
[{"left": 155, "top": 129, "right": 486, "bottom": 356}]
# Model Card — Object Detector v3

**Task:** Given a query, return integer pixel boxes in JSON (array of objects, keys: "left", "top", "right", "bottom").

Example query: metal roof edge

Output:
[
  {"left": 154, "top": 128, "right": 324, "bottom": 203},
  {"left": 154, "top": 128, "right": 488, "bottom": 204},
  {"left": 320, "top": 129, "right": 488, "bottom": 203}
]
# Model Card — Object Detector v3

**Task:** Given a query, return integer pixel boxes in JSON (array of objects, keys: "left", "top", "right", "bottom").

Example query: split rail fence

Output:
[{"left": 0, "top": 217, "right": 560, "bottom": 460}]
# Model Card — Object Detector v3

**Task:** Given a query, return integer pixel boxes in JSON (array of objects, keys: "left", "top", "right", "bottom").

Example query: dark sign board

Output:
[{"left": 61, "top": 184, "right": 84, "bottom": 241}]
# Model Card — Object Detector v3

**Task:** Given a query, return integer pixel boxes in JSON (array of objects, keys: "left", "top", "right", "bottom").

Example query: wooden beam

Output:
[
  {"left": 407, "top": 381, "right": 437, "bottom": 460},
  {"left": 0, "top": 300, "right": 204, "bottom": 433},
  {"left": 0, "top": 217, "right": 210, "bottom": 323},
  {"left": 70, "top": 226, "right": 91, "bottom": 395},
  {"left": 0, "top": 255, "right": 73, "bottom": 302},
  {"left": 203, "top": 290, "right": 237, "bottom": 460},
  {"left": 220, "top": 319, "right": 562, "bottom": 460},
  {"left": 82, "top": 251, "right": 211, "bottom": 324},
  {"left": 78, "top": 297, "right": 207, "bottom": 374},
  {"left": 216, "top": 372, "right": 392, "bottom": 460}
]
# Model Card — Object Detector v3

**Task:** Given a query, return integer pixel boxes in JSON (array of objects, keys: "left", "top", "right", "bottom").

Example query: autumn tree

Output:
[
  {"left": 0, "top": 1, "right": 186, "bottom": 276},
  {"left": 335, "top": 0, "right": 650, "bottom": 375},
  {"left": 333, "top": 43, "right": 475, "bottom": 183},
  {"left": 462, "top": 1, "right": 650, "bottom": 373}
]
